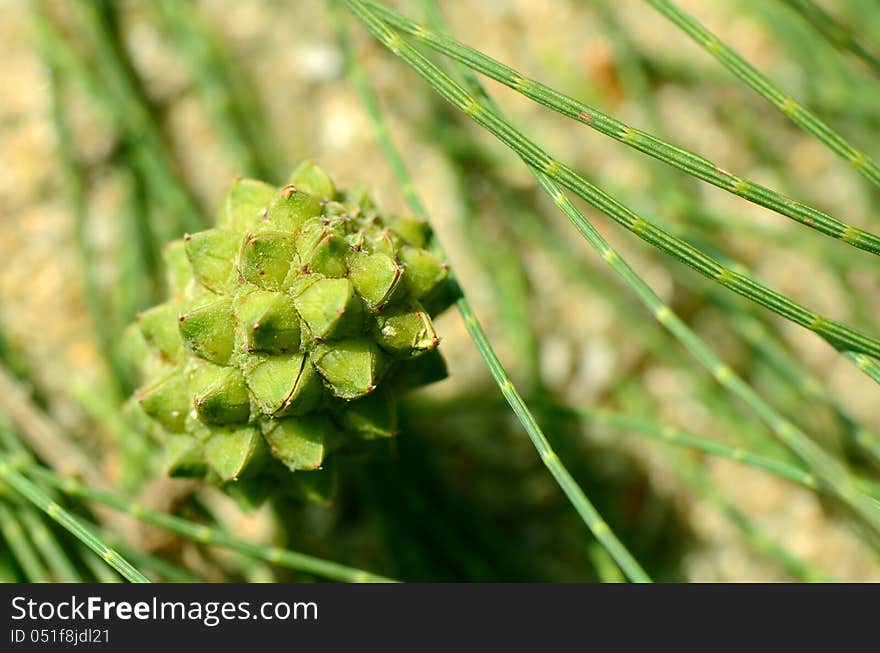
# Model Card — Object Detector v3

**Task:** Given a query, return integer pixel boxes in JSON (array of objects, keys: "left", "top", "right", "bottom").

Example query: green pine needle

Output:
[
  {"left": 647, "top": 0, "right": 880, "bottom": 189},
  {"left": 332, "top": 0, "right": 651, "bottom": 583},
  {"left": 342, "top": 0, "right": 880, "bottom": 537},
  {"left": 363, "top": 1, "right": 880, "bottom": 255}
]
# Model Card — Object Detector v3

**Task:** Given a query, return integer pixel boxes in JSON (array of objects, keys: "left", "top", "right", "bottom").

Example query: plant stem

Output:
[
  {"left": 105, "top": 534, "right": 203, "bottom": 582},
  {"left": 728, "top": 314, "right": 880, "bottom": 466},
  {"left": 562, "top": 5, "right": 880, "bottom": 466},
  {"left": 79, "top": 546, "right": 122, "bottom": 583},
  {"left": 363, "top": 1, "right": 880, "bottom": 254},
  {"left": 419, "top": 1, "right": 543, "bottom": 390},
  {"left": 348, "top": 2, "right": 880, "bottom": 365},
  {"left": 342, "top": 0, "right": 880, "bottom": 537},
  {"left": 646, "top": 0, "right": 880, "bottom": 189},
  {"left": 366, "top": 5, "right": 880, "bottom": 388},
  {"left": 332, "top": 0, "right": 651, "bottom": 582},
  {"left": 418, "top": 2, "right": 841, "bottom": 581}
]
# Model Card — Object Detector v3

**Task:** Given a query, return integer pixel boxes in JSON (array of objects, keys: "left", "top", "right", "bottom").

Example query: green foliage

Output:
[{"left": 5, "top": 0, "right": 879, "bottom": 584}]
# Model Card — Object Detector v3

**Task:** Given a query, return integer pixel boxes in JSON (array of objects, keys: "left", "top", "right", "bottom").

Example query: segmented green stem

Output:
[
  {"left": 0, "top": 455, "right": 149, "bottom": 583},
  {"left": 347, "top": 2, "right": 880, "bottom": 365},
  {"left": 74, "top": 512, "right": 203, "bottom": 582},
  {"left": 104, "top": 535, "right": 203, "bottom": 582},
  {"left": 625, "top": 383, "right": 838, "bottom": 581},
  {"left": 844, "top": 351, "right": 880, "bottom": 385},
  {"left": 16, "top": 460, "right": 395, "bottom": 583},
  {"left": 586, "top": 541, "right": 626, "bottom": 583},
  {"left": 637, "top": 177, "right": 880, "bottom": 456},
  {"left": 420, "top": 0, "right": 846, "bottom": 501},
  {"left": 453, "top": 302, "right": 655, "bottom": 579},
  {"left": 443, "top": 163, "right": 540, "bottom": 387},
  {"left": 709, "top": 252, "right": 880, "bottom": 388},
  {"left": 419, "top": 1, "right": 541, "bottom": 388},
  {"left": 508, "top": 201, "right": 674, "bottom": 360},
  {"left": 363, "top": 2, "right": 880, "bottom": 255},
  {"left": 0, "top": 426, "right": 90, "bottom": 581},
  {"left": 385, "top": 7, "right": 880, "bottom": 393},
  {"left": 528, "top": 200, "right": 880, "bottom": 468},
  {"left": 749, "top": 3, "right": 880, "bottom": 127},
  {"left": 534, "top": 170, "right": 880, "bottom": 531},
  {"left": 344, "top": 0, "right": 880, "bottom": 534},
  {"left": 582, "top": 2, "right": 880, "bottom": 465},
  {"left": 333, "top": 0, "right": 650, "bottom": 583},
  {"left": 79, "top": 546, "right": 122, "bottom": 583},
  {"left": 647, "top": 0, "right": 880, "bottom": 189}
]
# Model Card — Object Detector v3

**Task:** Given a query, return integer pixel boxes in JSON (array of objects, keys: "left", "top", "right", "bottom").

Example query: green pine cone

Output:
[{"left": 130, "top": 161, "right": 450, "bottom": 502}]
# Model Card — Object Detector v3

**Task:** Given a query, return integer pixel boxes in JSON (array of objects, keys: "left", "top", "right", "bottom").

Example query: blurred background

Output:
[{"left": 2, "top": 0, "right": 880, "bottom": 581}]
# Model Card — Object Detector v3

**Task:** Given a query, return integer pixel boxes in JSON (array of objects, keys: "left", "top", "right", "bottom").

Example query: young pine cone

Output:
[{"left": 130, "top": 161, "right": 451, "bottom": 503}]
